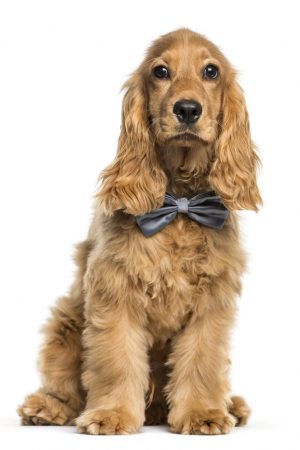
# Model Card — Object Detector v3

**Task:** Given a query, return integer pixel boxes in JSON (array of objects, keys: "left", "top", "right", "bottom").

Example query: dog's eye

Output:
[
  {"left": 153, "top": 65, "right": 169, "bottom": 79},
  {"left": 203, "top": 64, "right": 219, "bottom": 80}
]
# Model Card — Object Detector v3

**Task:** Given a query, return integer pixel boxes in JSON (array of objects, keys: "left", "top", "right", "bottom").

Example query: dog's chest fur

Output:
[
  {"left": 107, "top": 213, "right": 244, "bottom": 343},
  {"left": 87, "top": 211, "right": 244, "bottom": 344}
]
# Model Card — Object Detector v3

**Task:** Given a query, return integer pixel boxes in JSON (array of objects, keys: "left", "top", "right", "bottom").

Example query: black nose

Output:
[{"left": 173, "top": 99, "right": 202, "bottom": 124}]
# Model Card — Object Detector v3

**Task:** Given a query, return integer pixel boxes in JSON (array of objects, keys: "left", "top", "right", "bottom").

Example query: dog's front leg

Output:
[
  {"left": 76, "top": 265, "right": 150, "bottom": 435},
  {"left": 166, "top": 305, "right": 237, "bottom": 435}
]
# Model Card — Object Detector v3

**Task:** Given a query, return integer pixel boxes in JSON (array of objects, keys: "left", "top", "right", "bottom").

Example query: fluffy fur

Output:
[{"left": 18, "top": 29, "right": 260, "bottom": 435}]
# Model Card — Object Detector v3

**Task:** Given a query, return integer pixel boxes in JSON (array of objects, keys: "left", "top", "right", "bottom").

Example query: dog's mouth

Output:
[{"left": 168, "top": 131, "right": 201, "bottom": 142}]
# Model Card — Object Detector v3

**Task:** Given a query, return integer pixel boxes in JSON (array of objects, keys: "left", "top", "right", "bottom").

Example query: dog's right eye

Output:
[{"left": 153, "top": 66, "right": 169, "bottom": 79}]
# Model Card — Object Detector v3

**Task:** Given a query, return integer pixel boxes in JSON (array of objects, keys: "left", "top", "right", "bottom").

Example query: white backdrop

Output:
[{"left": 1, "top": 0, "right": 299, "bottom": 449}]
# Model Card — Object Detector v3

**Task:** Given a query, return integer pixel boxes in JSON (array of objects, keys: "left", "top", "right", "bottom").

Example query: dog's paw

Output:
[
  {"left": 17, "top": 391, "right": 76, "bottom": 425},
  {"left": 229, "top": 396, "right": 251, "bottom": 426},
  {"left": 169, "top": 409, "right": 236, "bottom": 435},
  {"left": 76, "top": 408, "right": 140, "bottom": 435}
]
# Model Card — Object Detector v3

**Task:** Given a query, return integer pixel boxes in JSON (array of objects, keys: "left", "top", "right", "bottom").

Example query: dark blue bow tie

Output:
[{"left": 136, "top": 191, "right": 229, "bottom": 237}]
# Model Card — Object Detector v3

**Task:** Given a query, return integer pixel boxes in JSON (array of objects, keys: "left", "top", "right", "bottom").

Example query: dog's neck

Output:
[{"left": 156, "top": 143, "right": 215, "bottom": 198}]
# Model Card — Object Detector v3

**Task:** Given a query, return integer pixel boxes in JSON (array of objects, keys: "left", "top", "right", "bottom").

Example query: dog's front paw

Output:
[
  {"left": 169, "top": 409, "right": 236, "bottom": 435},
  {"left": 76, "top": 407, "right": 140, "bottom": 435}
]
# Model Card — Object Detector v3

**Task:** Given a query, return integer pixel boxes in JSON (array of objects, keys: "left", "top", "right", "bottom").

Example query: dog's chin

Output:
[
  {"left": 160, "top": 131, "right": 207, "bottom": 150},
  {"left": 169, "top": 132, "right": 201, "bottom": 142},
  {"left": 154, "top": 125, "right": 216, "bottom": 150}
]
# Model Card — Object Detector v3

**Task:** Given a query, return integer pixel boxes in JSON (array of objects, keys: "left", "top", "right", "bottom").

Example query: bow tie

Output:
[{"left": 136, "top": 191, "right": 229, "bottom": 237}]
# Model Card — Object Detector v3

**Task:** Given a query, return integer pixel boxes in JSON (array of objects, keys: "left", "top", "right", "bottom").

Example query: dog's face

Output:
[
  {"left": 147, "top": 35, "right": 225, "bottom": 149},
  {"left": 99, "top": 29, "right": 262, "bottom": 216}
]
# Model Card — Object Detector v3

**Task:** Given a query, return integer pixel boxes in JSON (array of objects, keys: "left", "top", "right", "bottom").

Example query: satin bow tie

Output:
[{"left": 136, "top": 191, "right": 229, "bottom": 237}]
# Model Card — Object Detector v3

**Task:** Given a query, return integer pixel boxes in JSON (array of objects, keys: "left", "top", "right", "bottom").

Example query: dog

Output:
[{"left": 18, "top": 28, "right": 261, "bottom": 435}]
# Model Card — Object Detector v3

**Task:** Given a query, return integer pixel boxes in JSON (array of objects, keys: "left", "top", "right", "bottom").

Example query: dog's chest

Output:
[{"left": 128, "top": 216, "right": 226, "bottom": 341}]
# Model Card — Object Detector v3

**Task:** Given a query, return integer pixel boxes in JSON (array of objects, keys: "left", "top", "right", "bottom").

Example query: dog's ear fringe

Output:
[
  {"left": 97, "top": 73, "right": 167, "bottom": 217},
  {"left": 209, "top": 77, "right": 262, "bottom": 211}
]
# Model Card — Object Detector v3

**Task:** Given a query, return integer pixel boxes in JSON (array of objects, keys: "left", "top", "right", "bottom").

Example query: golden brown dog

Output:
[{"left": 18, "top": 28, "right": 261, "bottom": 435}]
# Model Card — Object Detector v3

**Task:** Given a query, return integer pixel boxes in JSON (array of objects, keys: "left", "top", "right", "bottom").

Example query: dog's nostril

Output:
[
  {"left": 179, "top": 107, "right": 186, "bottom": 117},
  {"left": 173, "top": 100, "right": 202, "bottom": 124}
]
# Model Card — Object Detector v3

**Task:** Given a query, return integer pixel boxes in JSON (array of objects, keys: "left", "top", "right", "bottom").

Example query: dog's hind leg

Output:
[
  {"left": 17, "top": 241, "right": 92, "bottom": 425},
  {"left": 229, "top": 396, "right": 251, "bottom": 426}
]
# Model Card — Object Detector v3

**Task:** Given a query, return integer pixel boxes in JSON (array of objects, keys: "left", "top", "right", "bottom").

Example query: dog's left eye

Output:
[
  {"left": 203, "top": 64, "right": 219, "bottom": 80},
  {"left": 153, "top": 65, "right": 169, "bottom": 79}
]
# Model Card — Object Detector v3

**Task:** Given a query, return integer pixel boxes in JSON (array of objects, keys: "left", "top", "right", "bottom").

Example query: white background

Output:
[{"left": 1, "top": 0, "right": 299, "bottom": 449}]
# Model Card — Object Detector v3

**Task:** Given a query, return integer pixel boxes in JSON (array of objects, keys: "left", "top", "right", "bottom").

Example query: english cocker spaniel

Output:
[{"left": 18, "top": 28, "right": 261, "bottom": 435}]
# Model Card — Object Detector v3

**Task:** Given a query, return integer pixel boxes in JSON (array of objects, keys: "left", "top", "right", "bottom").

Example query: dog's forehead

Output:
[
  {"left": 161, "top": 43, "right": 212, "bottom": 67},
  {"left": 148, "top": 33, "right": 224, "bottom": 75}
]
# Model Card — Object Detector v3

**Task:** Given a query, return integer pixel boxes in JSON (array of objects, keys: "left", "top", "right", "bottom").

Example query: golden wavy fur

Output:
[{"left": 18, "top": 28, "right": 260, "bottom": 435}]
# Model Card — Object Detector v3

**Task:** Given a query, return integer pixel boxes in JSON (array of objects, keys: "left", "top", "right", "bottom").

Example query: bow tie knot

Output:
[
  {"left": 176, "top": 197, "right": 189, "bottom": 213},
  {"left": 136, "top": 191, "right": 229, "bottom": 237}
]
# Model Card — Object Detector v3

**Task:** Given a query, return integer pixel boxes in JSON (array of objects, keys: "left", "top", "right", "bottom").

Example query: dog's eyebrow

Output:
[
  {"left": 199, "top": 48, "right": 212, "bottom": 59},
  {"left": 202, "top": 57, "right": 221, "bottom": 68},
  {"left": 148, "top": 57, "right": 169, "bottom": 70}
]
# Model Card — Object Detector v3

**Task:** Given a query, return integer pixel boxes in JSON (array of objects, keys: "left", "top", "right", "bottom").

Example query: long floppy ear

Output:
[
  {"left": 97, "top": 72, "right": 167, "bottom": 216},
  {"left": 209, "top": 74, "right": 262, "bottom": 211}
]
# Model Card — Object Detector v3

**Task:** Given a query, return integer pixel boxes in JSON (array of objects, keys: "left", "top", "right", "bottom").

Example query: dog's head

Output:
[{"left": 99, "top": 29, "right": 261, "bottom": 216}]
